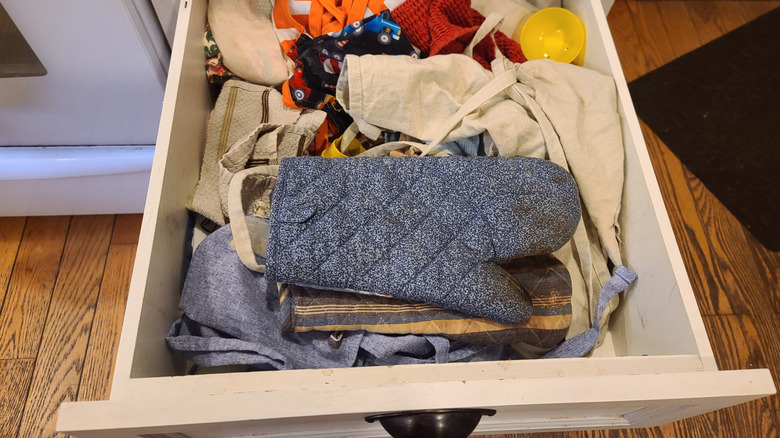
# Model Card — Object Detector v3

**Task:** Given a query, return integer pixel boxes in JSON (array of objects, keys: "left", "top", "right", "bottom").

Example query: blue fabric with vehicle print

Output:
[{"left": 282, "top": 10, "right": 419, "bottom": 114}]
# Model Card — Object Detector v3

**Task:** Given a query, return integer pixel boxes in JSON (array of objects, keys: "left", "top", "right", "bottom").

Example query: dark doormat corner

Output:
[{"left": 628, "top": 7, "right": 780, "bottom": 251}]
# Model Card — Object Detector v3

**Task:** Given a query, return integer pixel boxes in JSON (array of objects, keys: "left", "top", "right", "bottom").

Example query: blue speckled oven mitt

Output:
[{"left": 249, "top": 156, "right": 582, "bottom": 325}]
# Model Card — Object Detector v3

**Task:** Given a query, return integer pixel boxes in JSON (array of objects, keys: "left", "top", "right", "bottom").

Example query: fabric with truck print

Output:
[{"left": 281, "top": 10, "right": 418, "bottom": 111}]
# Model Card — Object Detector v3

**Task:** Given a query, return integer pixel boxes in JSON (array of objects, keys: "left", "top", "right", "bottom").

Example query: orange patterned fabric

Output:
[
  {"left": 391, "top": 0, "right": 526, "bottom": 70},
  {"left": 273, "top": 0, "right": 390, "bottom": 54}
]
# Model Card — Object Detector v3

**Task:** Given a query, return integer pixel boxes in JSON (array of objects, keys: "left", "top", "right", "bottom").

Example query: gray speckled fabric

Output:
[{"left": 266, "top": 156, "right": 581, "bottom": 324}]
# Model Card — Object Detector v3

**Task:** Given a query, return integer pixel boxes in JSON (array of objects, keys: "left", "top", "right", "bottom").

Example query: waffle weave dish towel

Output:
[
  {"left": 262, "top": 156, "right": 581, "bottom": 324},
  {"left": 391, "top": 0, "right": 526, "bottom": 70}
]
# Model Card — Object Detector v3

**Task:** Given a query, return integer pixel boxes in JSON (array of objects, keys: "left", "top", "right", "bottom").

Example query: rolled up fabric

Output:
[{"left": 287, "top": 254, "right": 573, "bottom": 352}]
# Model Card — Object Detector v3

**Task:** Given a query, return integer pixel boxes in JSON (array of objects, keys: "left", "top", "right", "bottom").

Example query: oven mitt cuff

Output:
[{"left": 261, "top": 156, "right": 580, "bottom": 324}]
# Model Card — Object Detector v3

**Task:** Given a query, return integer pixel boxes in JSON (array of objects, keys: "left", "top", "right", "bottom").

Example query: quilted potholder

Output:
[{"left": 266, "top": 156, "right": 580, "bottom": 324}]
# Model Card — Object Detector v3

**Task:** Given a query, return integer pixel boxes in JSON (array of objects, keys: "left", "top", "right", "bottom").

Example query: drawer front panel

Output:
[{"left": 58, "top": 370, "right": 775, "bottom": 437}]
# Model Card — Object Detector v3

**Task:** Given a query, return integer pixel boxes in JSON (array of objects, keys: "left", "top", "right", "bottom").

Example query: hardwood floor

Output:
[
  {"left": 0, "top": 215, "right": 139, "bottom": 438},
  {"left": 0, "top": 1, "right": 778, "bottom": 437}
]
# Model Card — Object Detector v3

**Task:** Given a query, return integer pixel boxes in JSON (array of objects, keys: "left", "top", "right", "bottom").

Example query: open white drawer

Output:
[{"left": 57, "top": 0, "right": 776, "bottom": 436}]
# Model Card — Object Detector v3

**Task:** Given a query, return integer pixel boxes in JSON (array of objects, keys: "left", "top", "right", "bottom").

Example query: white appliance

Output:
[{"left": 0, "top": 0, "right": 177, "bottom": 216}]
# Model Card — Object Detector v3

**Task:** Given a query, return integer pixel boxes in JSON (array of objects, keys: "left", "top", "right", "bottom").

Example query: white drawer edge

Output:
[
  {"left": 58, "top": 369, "right": 775, "bottom": 437},
  {"left": 110, "top": 0, "right": 204, "bottom": 398},
  {"left": 117, "top": 354, "right": 706, "bottom": 400},
  {"left": 578, "top": 0, "right": 717, "bottom": 369}
]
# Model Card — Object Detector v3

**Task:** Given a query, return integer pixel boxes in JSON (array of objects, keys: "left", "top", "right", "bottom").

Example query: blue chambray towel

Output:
[
  {"left": 166, "top": 223, "right": 519, "bottom": 370},
  {"left": 264, "top": 156, "right": 581, "bottom": 324}
]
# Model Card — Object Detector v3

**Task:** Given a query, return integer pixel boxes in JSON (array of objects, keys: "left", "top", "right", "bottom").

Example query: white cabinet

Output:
[{"left": 56, "top": 1, "right": 776, "bottom": 436}]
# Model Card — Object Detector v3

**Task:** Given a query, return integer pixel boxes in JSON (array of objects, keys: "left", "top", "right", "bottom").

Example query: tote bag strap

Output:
[
  {"left": 338, "top": 122, "right": 361, "bottom": 153},
  {"left": 418, "top": 66, "right": 517, "bottom": 157},
  {"left": 227, "top": 165, "right": 280, "bottom": 273},
  {"left": 417, "top": 14, "right": 513, "bottom": 157},
  {"left": 463, "top": 13, "right": 504, "bottom": 59}
]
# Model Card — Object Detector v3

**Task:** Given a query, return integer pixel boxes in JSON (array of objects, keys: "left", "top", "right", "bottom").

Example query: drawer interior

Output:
[{"left": 111, "top": 0, "right": 713, "bottom": 392}]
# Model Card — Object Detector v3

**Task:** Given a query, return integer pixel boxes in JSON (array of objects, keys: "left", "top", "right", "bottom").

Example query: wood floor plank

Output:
[
  {"left": 77, "top": 244, "right": 137, "bottom": 402},
  {"left": 744, "top": 1, "right": 780, "bottom": 17},
  {"left": 737, "top": 314, "right": 780, "bottom": 433},
  {"left": 684, "top": 1, "right": 780, "bottom": 46},
  {"left": 702, "top": 315, "right": 780, "bottom": 437},
  {"left": 684, "top": 175, "right": 775, "bottom": 317},
  {"left": 699, "top": 1, "right": 777, "bottom": 36},
  {"left": 654, "top": 2, "right": 701, "bottom": 58},
  {"left": 713, "top": 1, "right": 758, "bottom": 27},
  {"left": 0, "top": 217, "right": 26, "bottom": 307},
  {"left": 611, "top": 430, "right": 666, "bottom": 438},
  {"left": 17, "top": 215, "right": 114, "bottom": 438},
  {"left": 110, "top": 214, "right": 143, "bottom": 246},
  {"left": 767, "top": 251, "right": 780, "bottom": 314},
  {"left": 0, "top": 358, "right": 34, "bottom": 438},
  {"left": 657, "top": 416, "right": 723, "bottom": 438},
  {"left": 476, "top": 432, "right": 588, "bottom": 438},
  {"left": 605, "top": 0, "right": 646, "bottom": 82},
  {"left": 685, "top": 1, "right": 734, "bottom": 45},
  {"left": 477, "top": 418, "right": 719, "bottom": 438},
  {"left": 0, "top": 216, "right": 70, "bottom": 360},
  {"left": 748, "top": 244, "right": 780, "bottom": 315},
  {"left": 624, "top": 0, "right": 678, "bottom": 74}
]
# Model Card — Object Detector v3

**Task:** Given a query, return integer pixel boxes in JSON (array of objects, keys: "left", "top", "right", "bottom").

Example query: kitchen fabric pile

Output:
[{"left": 168, "top": 0, "right": 638, "bottom": 372}]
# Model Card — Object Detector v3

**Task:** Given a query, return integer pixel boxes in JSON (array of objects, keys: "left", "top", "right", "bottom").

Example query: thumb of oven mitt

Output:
[{"left": 263, "top": 156, "right": 580, "bottom": 324}]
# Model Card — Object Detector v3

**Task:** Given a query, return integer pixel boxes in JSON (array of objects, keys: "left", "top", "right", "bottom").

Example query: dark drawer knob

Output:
[{"left": 365, "top": 408, "right": 496, "bottom": 438}]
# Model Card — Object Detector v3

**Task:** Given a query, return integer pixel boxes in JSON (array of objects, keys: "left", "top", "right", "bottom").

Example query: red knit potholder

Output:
[{"left": 392, "top": 0, "right": 526, "bottom": 70}]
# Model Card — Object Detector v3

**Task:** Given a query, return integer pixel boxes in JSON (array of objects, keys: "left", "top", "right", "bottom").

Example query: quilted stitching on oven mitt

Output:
[{"left": 265, "top": 156, "right": 581, "bottom": 325}]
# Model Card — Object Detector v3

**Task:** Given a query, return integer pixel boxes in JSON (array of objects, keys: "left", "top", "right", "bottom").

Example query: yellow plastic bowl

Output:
[
  {"left": 519, "top": 7, "right": 585, "bottom": 64},
  {"left": 321, "top": 136, "right": 366, "bottom": 158}
]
